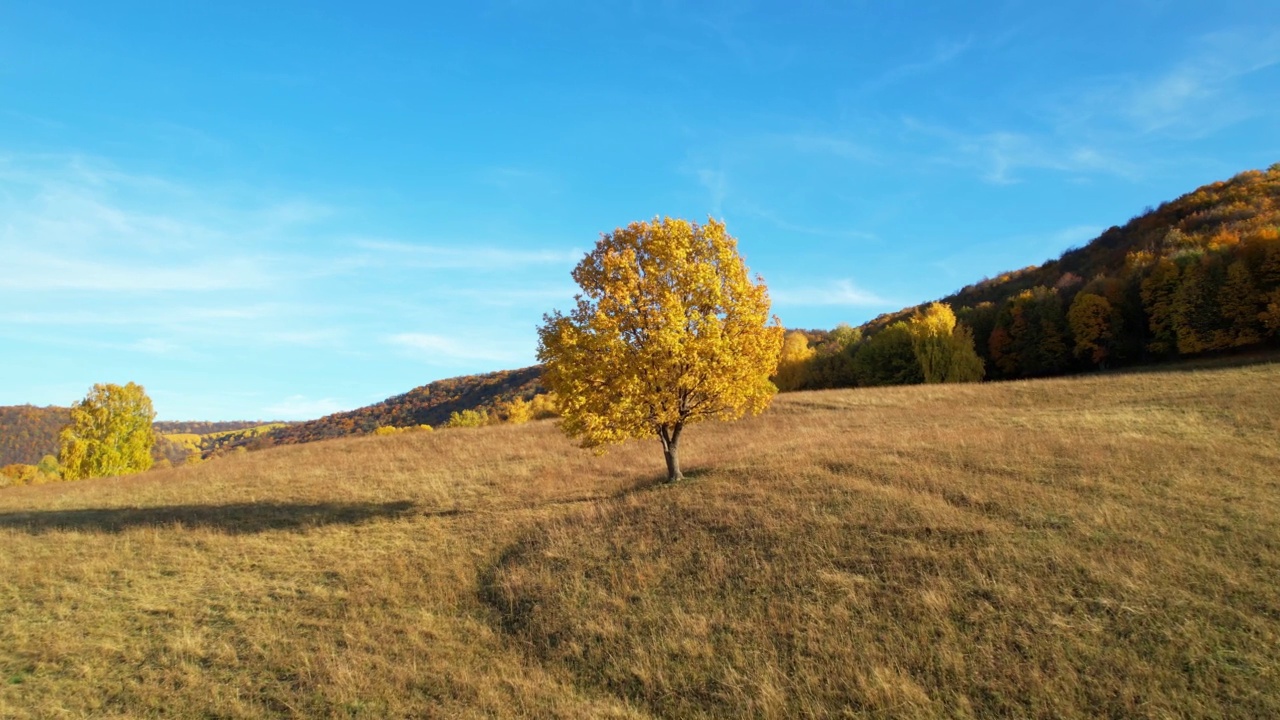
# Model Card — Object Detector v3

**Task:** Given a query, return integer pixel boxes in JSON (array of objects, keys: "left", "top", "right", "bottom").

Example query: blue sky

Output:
[{"left": 2, "top": 1, "right": 1278, "bottom": 421}]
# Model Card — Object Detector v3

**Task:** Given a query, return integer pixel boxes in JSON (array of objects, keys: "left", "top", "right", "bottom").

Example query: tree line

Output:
[{"left": 777, "top": 165, "right": 1280, "bottom": 391}]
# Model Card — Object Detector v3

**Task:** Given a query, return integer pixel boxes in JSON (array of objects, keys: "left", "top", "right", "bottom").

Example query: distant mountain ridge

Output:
[
  {"left": 154, "top": 421, "right": 288, "bottom": 435},
  {"left": 0, "top": 409, "right": 294, "bottom": 468},
  {"left": 221, "top": 366, "right": 545, "bottom": 453}
]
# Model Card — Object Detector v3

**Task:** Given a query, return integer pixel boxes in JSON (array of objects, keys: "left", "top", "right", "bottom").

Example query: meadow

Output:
[{"left": 1, "top": 359, "right": 1277, "bottom": 718}]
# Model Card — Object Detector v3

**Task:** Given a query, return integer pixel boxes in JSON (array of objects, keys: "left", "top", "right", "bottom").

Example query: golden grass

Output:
[{"left": 2, "top": 360, "right": 1278, "bottom": 718}]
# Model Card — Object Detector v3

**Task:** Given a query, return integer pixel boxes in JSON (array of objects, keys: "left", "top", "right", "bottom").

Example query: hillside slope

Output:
[
  {"left": 838, "top": 164, "right": 1279, "bottom": 382},
  {"left": 2, "top": 358, "right": 1277, "bottom": 718},
  {"left": 0, "top": 405, "right": 68, "bottom": 466},
  {"left": 231, "top": 365, "right": 544, "bottom": 452}
]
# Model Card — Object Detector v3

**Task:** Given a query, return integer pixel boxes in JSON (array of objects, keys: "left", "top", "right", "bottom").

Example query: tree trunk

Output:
[{"left": 659, "top": 424, "right": 683, "bottom": 483}]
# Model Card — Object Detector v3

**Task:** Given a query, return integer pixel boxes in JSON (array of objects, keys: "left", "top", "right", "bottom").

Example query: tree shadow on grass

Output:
[{"left": 0, "top": 500, "right": 444, "bottom": 535}]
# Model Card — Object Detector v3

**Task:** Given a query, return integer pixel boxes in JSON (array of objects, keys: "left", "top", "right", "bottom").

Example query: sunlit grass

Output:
[{"left": 2, "top": 359, "right": 1278, "bottom": 718}]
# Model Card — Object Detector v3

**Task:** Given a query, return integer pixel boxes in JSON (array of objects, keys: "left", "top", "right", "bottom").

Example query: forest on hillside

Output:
[
  {"left": 786, "top": 164, "right": 1280, "bottom": 389},
  {"left": 218, "top": 366, "right": 546, "bottom": 453},
  {"left": 152, "top": 421, "right": 287, "bottom": 435},
  {"left": 0, "top": 406, "right": 68, "bottom": 466}
]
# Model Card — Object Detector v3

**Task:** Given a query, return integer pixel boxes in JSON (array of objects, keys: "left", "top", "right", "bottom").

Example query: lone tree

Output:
[
  {"left": 59, "top": 382, "right": 156, "bottom": 480},
  {"left": 537, "top": 217, "right": 783, "bottom": 482}
]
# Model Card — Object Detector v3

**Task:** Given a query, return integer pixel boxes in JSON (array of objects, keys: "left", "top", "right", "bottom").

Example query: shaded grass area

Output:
[
  {"left": 2, "top": 360, "right": 1279, "bottom": 717},
  {"left": 0, "top": 501, "right": 422, "bottom": 534}
]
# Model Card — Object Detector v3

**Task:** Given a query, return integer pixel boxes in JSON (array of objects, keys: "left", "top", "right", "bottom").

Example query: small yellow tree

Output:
[
  {"left": 444, "top": 409, "right": 489, "bottom": 428},
  {"left": 501, "top": 396, "right": 533, "bottom": 424},
  {"left": 537, "top": 217, "right": 783, "bottom": 482},
  {"left": 58, "top": 382, "right": 156, "bottom": 480},
  {"left": 907, "top": 302, "right": 985, "bottom": 383},
  {"left": 773, "top": 330, "right": 815, "bottom": 391}
]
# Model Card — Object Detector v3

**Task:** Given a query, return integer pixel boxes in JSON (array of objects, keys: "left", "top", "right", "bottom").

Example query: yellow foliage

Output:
[
  {"left": 907, "top": 303, "right": 983, "bottom": 383},
  {"left": 444, "top": 410, "right": 488, "bottom": 429},
  {"left": 501, "top": 397, "right": 533, "bottom": 424},
  {"left": 373, "top": 424, "right": 433, "bottom": 436},
  {"left": 1, "top": 464, "right": 40, "bottom": 487},
  {"left": 773, "top": 330, "right": 815, "bottom": 392},
  {"left": 59, "top": 382, "right": 156, "bottom": 481},
  {"left": 537, "top": 217, "right": 783, "bottom": 481},
  {"left": 163, "top": 434, "right": 204, "bottom": 452},
  {"left": 1207, "top": 229, "right": 1240, "bottom": 251},
  {"left": 528, "top": 393, "right": 559, "bottom": 420}
]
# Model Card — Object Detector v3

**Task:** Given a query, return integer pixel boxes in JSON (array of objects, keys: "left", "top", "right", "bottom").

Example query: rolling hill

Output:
[
  {"left": 221, "top": 365, "right": 545, "bottom": 453},
  {"left": 1, "top": 357, "right": 1276, "bottom": 717}
]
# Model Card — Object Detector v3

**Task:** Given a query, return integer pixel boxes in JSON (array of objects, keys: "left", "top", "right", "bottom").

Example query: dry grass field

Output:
[{"left": 2, "top": 359, "right": 1278, "bottom": 718}]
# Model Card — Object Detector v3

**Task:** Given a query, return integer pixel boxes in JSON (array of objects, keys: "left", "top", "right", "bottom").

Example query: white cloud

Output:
[
  {"left": 771, "top": 279, "right": 891, "bottom": 308},
  {"left": 354, "top": 240, "right": 581, "bottom": 269},
  {"left": 0, "top": 249, "right": 273, "bottom": 292},
  {"left": 260, "top": 329, "right": 347, "bottom": 347},
  {"left": 1120, "top": 28, "right": 1280, "bottom": 136},
  {"left": 902, "top": 27, "right": 1280, "bottom": 184},
  {"left": 128, "top": 338, "right": 184, "bottom": 355},
  {"left": 0, "top": 305, "right": 270, "bottom": 326},
  {"left": 904, "top": 120, "right": 1138, "bottom": 184},
  {"left": 0, "top": 154, "right": 336, "bottom": 294},
  {"left": 387, "top": 332, "right": 526, "bottom": 364},
  {"left": 1046, "top": 225, "right": 1103, "bottom": 249}
]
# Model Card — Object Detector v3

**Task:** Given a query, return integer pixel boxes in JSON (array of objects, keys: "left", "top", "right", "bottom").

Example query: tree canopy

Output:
[
  {"left": 907, "top": 302, "right": 986, "bottom": 384},
  {"left": 537, "top": 217, "right": 783, "bottom": 482},
  {"left": 58, "top": 382, "right": 156, "bottom": 481}
]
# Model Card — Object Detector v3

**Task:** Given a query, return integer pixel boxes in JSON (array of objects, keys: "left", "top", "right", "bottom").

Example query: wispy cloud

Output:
[
  {"left": 771, "top": 279, "right": 892, "bottom": 308},
  {"left": 0, "top": 154, "right": 335, "bottom": 294},
  {"left": 128, "top": 337, "right": 185, "bottom": 355},
  {"left": 902, "top": 27, "right": 1280, "bottom": 184},
  {"left": 0, "top": 249, "right": 273, "bottom": 292},
  {"left": 864, "top": 37, "right": 973, "bottom": 92},
  {"left": 354, "top": 240, "right": 581, "bottom": 269},
  {"left": 741, "top": 203, "right": 879, "bottom": 241},
  {"left": 780, "top": 133, "right": 879, "bottom": 164},
  {"left": 1120, "top": 28, "right": 1280, "bottom": 136},
  {"left": 905, "top": 120, "right": 1137, "bottom": 184},
  {"left": 387, "top": 332, "right": 527, "bottom": 364},
  {"left": 1043, "top": 225, "right": 1104, "bottom": 249}
]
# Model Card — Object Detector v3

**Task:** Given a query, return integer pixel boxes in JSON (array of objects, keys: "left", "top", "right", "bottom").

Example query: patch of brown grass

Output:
[{"left": 2, "top": 361, "right": 1278, "bottom": 718}]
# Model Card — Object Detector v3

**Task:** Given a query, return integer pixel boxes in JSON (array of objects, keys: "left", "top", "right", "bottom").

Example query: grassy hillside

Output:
[{"left": 1, "top": 360, "right": 1277, "bottom": 718}]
